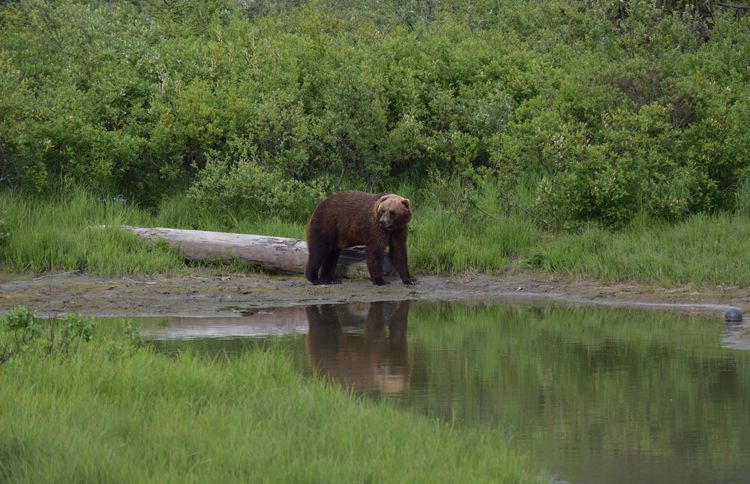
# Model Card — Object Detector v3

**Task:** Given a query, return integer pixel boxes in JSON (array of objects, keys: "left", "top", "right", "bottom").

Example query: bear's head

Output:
[{"left": 374, "top": 194, "right": 411, "bottom": 231}]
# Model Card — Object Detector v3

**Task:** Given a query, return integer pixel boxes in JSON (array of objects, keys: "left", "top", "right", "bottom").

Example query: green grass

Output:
[
  {"left": 411, "top": 205, "right": 538, "bottom": 274},
  {"left": 153, "top": 194, "right": 306, "bottom": 239},
  {"left": 0, "top": 190, "right": 305, "bottom": 275},
  {"left": 0, "top": 190, "right": 185, "bottom": 274},
  {"left": 526, "top": 213, "right": 750, "bottom": 286},
  {"left": 3, "top": 189, "right": 750, "bottom": 286},
  {"left": 0, "top": 320, "right": 534, "bottom": 483}
]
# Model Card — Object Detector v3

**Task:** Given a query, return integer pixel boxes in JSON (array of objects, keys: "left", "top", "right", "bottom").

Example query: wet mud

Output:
[{"left": 1, "top": 270, "right": 747, "bottom": 319}]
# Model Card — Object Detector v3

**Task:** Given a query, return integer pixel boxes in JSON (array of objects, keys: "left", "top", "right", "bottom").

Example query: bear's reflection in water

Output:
[{"left": 305, "top": 301, "right": 410, "bottom": 395}]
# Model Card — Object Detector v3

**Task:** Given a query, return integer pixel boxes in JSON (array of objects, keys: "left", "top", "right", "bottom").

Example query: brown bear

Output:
[{"left": 305, "top": 191, "right": 416, "bottom": 286}]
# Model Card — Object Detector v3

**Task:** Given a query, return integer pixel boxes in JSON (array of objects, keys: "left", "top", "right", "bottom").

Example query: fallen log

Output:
[{"left": 120, "top": 226, "right": 392, "bottom": 278}]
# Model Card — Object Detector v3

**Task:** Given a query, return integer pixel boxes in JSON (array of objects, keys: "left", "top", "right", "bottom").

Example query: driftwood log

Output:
[{"left": 120, "top": 226, "right": 392, "bottom": 278}]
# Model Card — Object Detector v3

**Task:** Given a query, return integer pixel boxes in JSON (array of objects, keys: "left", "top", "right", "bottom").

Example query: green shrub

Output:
[
  {"left": 493, "top": 2, "right": 750, "bottom": 229},
  {"left": 1, "top": 0, "right": 750, "bottom": 228},
  {"left": 1, "top": 306, "right": 148, "bottom": 367},
  {"left": 187, "top": 138, "right": 325, "bottom": 222},
  {"left": 1, "top": 307, "right": 98, "bottom": 364}
]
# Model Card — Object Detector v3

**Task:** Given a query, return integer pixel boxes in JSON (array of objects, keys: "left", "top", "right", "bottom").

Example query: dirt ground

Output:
[{"left": 1, "top": 270, "right": 747, "bottom": 319}]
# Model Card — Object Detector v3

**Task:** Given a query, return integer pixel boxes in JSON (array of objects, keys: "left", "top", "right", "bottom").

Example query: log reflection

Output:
[{"left": 306, "top": 301, "right": 410, "bottom": 395}]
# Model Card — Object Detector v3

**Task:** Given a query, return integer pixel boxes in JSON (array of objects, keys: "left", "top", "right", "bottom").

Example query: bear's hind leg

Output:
[
  {"left": 319, "top": 249, "right": 342, "bottom": 284},
  {"left": 305, "top": 245, "right": 327, "bottom": 285}
]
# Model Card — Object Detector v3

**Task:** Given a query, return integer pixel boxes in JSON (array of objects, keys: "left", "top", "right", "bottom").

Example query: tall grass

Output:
[
  {"left": 408, "top": 178, "right": 540, "bottom": 273},
  {"left": 0, "top": 190, "right": 185, "bottom": 274},
  {"left": 0, "top": 190, "right": 305, "bottom": 274},
  {"left": 736, "top": 176, "right": 750, "bottom": 219},
  {"left": 411, "top": 206, "right": 538, "bottom": 274},
  {"left": 526, "top": 213, "right": 750, "bottom": 286},
  {"left": 3, "top": 187, "right": 750, "bottom": 286},
  {"left": 154, "top": 194, "right": 306, "bottom": 239},
  {"left": 0, "top": 323, "right": 534, "bottom": 483}
]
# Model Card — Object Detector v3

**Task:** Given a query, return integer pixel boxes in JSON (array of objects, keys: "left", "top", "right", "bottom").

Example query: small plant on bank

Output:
[
  {"left": 124, "top": 320, "right": 144, "bottom": 350},
  {"left": 1, "top": 306, "right": 39, "bottom": 364},
  {"left": 1, "top": 307, "right": 147, "bottom": 365},
  {"left": 1, "top": 306, "right": 98, "bottom": 364}
]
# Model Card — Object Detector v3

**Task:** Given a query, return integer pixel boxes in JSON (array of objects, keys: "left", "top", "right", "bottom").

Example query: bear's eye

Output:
[{"left": 389, "top": 210, "right": 395, "bottom": 216}]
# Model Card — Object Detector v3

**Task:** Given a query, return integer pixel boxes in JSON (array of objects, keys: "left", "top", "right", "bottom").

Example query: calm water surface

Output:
[{"left": 143, "top": 301, "right": 750, "bottom": 484}]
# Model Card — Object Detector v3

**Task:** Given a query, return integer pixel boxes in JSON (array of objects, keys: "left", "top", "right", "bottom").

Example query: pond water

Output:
[{"left": 141, "top": 301, "right": 750, "bottom": 484}]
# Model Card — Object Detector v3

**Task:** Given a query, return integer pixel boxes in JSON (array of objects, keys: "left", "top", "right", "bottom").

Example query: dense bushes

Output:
[
  {"left": 493, "top": 1, "right": 750, "bottom": 228},
  {"left": 1, "top": 0, "right": 749, "bottom": 228},
  {"left": 188, "top": 138, "right": 324, "bottom": 221}
]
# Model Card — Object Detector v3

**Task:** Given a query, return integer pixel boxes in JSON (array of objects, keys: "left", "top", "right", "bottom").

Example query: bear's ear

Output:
[
  {"left": 374, "top": 195, "right": 387, "bottom": 217},
  {"left": 402, "top": 198, "right": 410, "bottom": 209}
]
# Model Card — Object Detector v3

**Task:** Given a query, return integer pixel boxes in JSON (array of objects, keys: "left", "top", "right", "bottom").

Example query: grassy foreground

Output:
[
  {"left": 0, "top": 314, "right": 533, "bottom": 483},
  {"left": 2, "top": 189, "right": 750, "bottom": 287}
]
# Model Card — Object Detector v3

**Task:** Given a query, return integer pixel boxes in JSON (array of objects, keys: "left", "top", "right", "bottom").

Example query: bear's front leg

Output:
[
  {"left": 365, "top": 247, "right": 387, "bottom": 285},
  {"left": 389, "top": 231, "right": 416, "bottom": 285}
]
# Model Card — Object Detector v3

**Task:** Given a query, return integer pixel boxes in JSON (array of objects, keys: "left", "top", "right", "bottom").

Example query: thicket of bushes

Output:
[{"left": 1, "top": 0, "right": 749, "bottom": 228}]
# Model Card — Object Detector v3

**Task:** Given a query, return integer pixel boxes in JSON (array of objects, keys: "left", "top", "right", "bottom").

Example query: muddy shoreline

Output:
[{"left": 1, "top": 270, "right": 747, "bottom": 319}]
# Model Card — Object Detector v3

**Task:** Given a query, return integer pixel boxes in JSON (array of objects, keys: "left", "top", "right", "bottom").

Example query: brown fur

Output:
[{"left": 305, "top": 190, "right": 416, "bottom": 286}]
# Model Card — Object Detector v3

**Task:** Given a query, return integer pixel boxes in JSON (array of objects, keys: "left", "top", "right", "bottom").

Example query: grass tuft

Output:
[
  {"left": 0, "top": 190, "right": 184, "bottom": 274},
  {"left": 525, "top": 213, "right": 750, "bottom": 286}
]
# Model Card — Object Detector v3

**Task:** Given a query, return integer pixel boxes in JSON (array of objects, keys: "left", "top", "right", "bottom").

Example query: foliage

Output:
[
  {"left": 2, "top": 0, "right": 748, "bottom": 228},
  {"left": 0, "top": 306, "right": 101, "bottom": 365},
  {"left": 0, "top": 307, "right": 146, "bottom": 368},
  {"left": 2, "top": 0, "right": 750, "bottom": 282},
  {"left": 187, "top": 138, "right": 325, "bottom": 222},
  {"left": 492, "top": 1, "right": 750, "bottom": 228}
]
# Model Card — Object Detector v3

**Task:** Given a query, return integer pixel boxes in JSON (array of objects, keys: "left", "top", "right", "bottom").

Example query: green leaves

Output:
[
  {"left": 2, "top": 0, "right": 749, "bottom": 228},
  {"left": 3, "top": 306, "right": 36, "bottom": 333},
  {"left": 1, "top": 307, "right": 98, "bottom": 364},
  {"left": 1, "top": 306, "right": 146, "bottom": 365},
  {"left": 187, "top": 137, "right": 325, "bottom": 223},
  {"left": 493, "top": 2, "right": 750, "bottom": 229}
]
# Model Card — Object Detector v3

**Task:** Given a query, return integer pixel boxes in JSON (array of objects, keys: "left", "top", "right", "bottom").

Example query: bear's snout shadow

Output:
[{"left": 305, "top": 301, "right": 410, "bottom": 395}]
